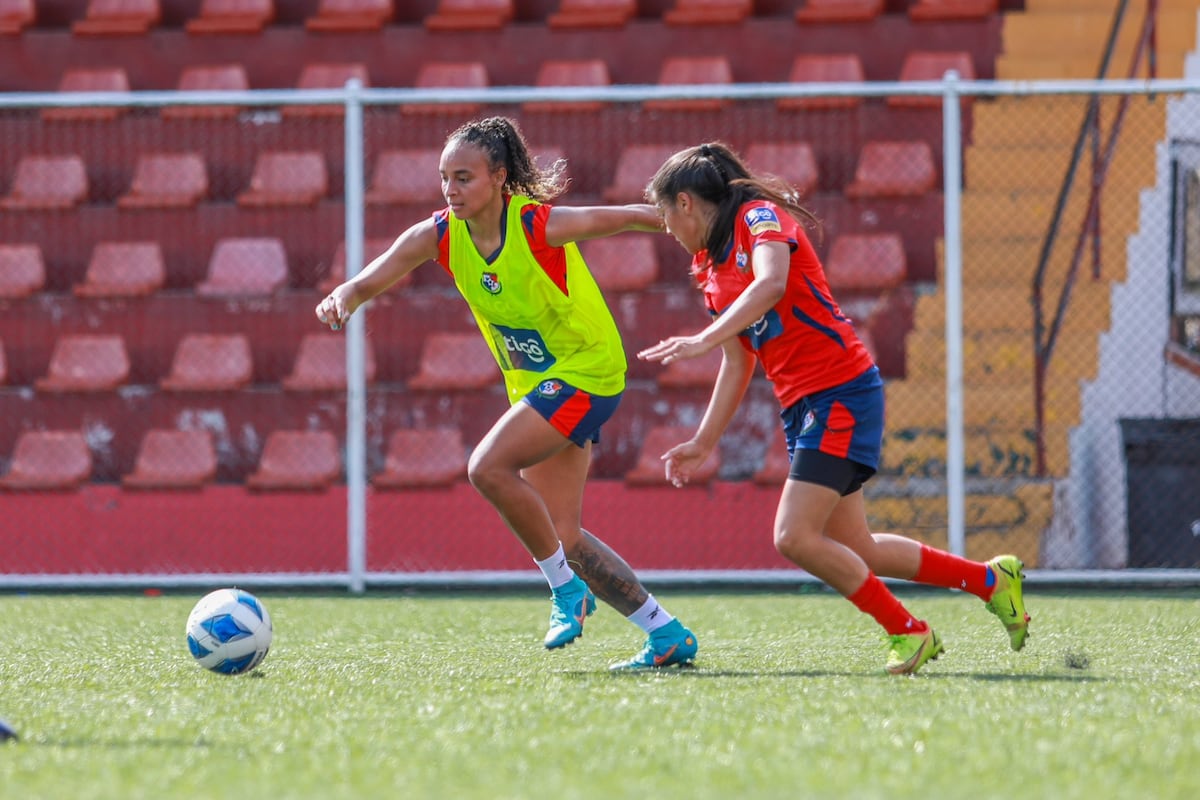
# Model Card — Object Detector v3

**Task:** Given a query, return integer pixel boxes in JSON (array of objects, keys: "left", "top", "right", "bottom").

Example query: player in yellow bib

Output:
[{"left": 317, "top": 117, "right": 697, "bottom": 670}]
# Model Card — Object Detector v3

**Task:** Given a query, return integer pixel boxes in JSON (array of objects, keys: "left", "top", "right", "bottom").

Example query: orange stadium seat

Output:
[
  {"left": 186, "top": 0, "right": 274, "bottom": 34},
  {"left": 286, "top": 62, "right": 371, "bottom": 117},
  {"left": 579, "top": 233, "right": 659, "bottom": 292},
  {"left": 282, "top": 333, "right": 377, "bottom": 391},
  {"left": 778, "top": 54, "right": 865, "bottom": 111},
  {"left": 523, "top": 59, "right": 611, "bottom": 113},
  {"left": 0, "top": 0, "right": 34, "bottom": 35},
  {"left": 35, "top": 334, "right": 131, "bottom": 392},
  {"left": 122, "top": 429, "right": 218, "bottom": 490},
  {"left": 319, "top": 237, "right": 399, "bottom": 292},
  {"left": 744, "top": 141, "right": 819, "bottom": 198},
  {"left": 625, "top": 425, "right": 720, "bottom": 486},
  {"left": 196, "top": 237, "right": 289, "bottom": 296},
  {"left": 890, "top": 50, "right": 976, "bottom": 108},
  {"left": 824, "top": 233, "right": 908, "bottom": 292},
  {"left": 547, "top": 0, "right": 635, "bottom": 29},
  {"left": 365, "top": 148, "right": 443, "bottom": 206},
  {"left": 42, "top": 68, "right": 130, "bottom": 122},
  {"left": 408, "top": 332, "right": 499, "bottom": 390},
  {"left": 160, "top": 333, "right": 254, "bottom": 392},
  {"left": 0, "top": 243, "right": 45, "bottom": 299},
  {"left": 909, "top": 0, "right": 997, "bottom": 22},
  {"left": 73, "top": 0, "right": 161, "bottom": 35},
  {"left": 118, "top": 152, "right": 208, "bottom": 209},
  {"left": 646, "top": 56, "right": 733, "bottom": 112},
  {"left": 74, "top": 241, "right": 165, "bottom": 298},
  {"left": 163, "top": 64, "right": 250, "bottom": 119},
  {"left": 246, "top": 430, "right": 341, "bottom": 491},
  {"left": 373, "top": 427, "right": 468, "bottom": 488},
  {"left": 0, "top": 431, "right": 93, "bottom": 491},
  {"left": 663, "top": 0, "right": 751, "bottom": 26},
  {"left": 0, "top": 154, "right": 88, "bottom": 210},
  {"left": 306, "top": 0, "right": 393, "bottom": 32},
  {"left": 425, "top": 0, "right": 512, "bottom": 31},
  {"left": 845, "top": 140, "right": 937, "bottom": 198},
  {"left": 402, "top": 61, "right": 489, "bottom": 115},
  {"left": 603, "top": 144, "right": 678, "bottom": 203},
  {"left": 794, "top": 0, "right": 883, "bottom": 23},
  {"left": 656, "top": 344, "right": 722, "bottom": 388},
  {"left": 237, "top": 151, "right": 328, "bottom": 207}
]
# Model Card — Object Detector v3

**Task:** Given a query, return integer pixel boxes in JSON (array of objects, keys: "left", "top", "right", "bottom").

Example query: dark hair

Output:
[
  {"left": 445, "top": 116, "right": 568, "bottom": 202},
  {"left": 645, "top": 142, "right": 820, "bottom": 264}
]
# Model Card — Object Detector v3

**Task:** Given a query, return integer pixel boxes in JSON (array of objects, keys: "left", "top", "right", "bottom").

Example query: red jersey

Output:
[{"left": 692, "top": 200, "right": 875, "bottom": 408}]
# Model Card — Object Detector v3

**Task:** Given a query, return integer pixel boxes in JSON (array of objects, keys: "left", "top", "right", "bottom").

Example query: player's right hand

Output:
[{"left": 315, "top": 290, "right": 351, "bottom": 331}]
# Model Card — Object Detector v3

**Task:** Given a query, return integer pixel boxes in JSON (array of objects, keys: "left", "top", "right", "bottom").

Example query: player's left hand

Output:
[
  {"left": 638, "top": 334, "right": 711, "bottom": 365},
  {"left": 660, "top": 439, "right": 711, "bottom": 488}
]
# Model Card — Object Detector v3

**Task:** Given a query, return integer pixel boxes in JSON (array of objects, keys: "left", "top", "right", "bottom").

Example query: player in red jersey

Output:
[{"left": 638, "top": 143, "right": 1031, "bottom": 674}]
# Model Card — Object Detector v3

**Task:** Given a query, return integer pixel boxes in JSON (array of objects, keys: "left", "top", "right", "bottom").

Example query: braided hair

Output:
[{"left": 445, "top": 116, "right": 568, "bottom": 202}]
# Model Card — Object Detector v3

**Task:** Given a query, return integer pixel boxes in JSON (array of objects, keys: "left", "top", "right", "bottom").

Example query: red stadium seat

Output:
[
  {"left": 0, "top": 154, "right": 88, "bottom": 211},
  {"left": 794, "top": 0, "right": 883, "bottom": 23},
  {"left": 35, "top": 334, "right": 131, "bottom": 392},
  {"left": 602, "top": 144, "right": 678, "bottom": 203},
  {"left": 164, "top": 64, "right": 250, "bottom": 120},
  {"left": 0, "top": 243, "right": 45, "bottom": 299},
  {"left": 237, "top": 150, "right": 328, "bottom": 207},
  {"left": 663, "top": 0, "right": 751, "bottom": 26},
  {"left": 118, "top": 152, "right": 208, "bottom": 209},
  {"left": 196, "top": 237, "right": 289, "bottom": 296},
  {"left": 74, "top": 241, "right": 165, "bottom": 298},
  {"left": 424, "top": 0, "right": 512, "bottom": 31},
  {"left": 778, "top": 54, "right": 865, "bottom": 111},
  {"left": 547, "top": 0, "right": 635, "bottom": 29},
  {"left": 845, "top": 140, "right": 937, "bottom": 198},
  {"left": 43, "top": 68, "right": 130, "bottom": 122},
  {"left": 373, "top": 427, "right": 468, "bottom": 488},
  {"left": 656, "top": 344, "right": 722, "bottom": 388},
  {"left": 752, "top": 429, "right": 792, "bottom": 485},
  {"left": 625, "top": 425, "right": 720, "bottom": 486},
  {"left": 408, "top": 332, "right": 499, "bottom": 390},
  {"left": 364, "top": 149, "right": 444, "bottom": 206},
  {"left": 286, "top": 62, "right": 371, "bottom": 117},
  {"left": 579, "top": 233, "right": 659, "bottom": 292},
  {"left": 160, "top": 333, "right": 254, "bottom": 392},
  {"left": 282, "top": 333, "right": 377, "bottom": 391},
  {"left": 246, "top": 430, "right": 341, "bottom": 491},
  {"left": 646, "top": 56, "right": 733, "bottom": 112},
  {"left": 909, "top": 0, "right": 998, "bottom": 22},
  {"left": 186, "top": 0, "right": 274, "bottom": 34},
  {"left": 0, "top": 431, "right": 92, "bottom": 491},
  {"left": 319, "top": 238, "right": 400, "bottom": 292},
  {"left": 890, "top": 51, "right": 976, "bottom": 108},
  {"left": 72, "top": 0, "right": 161, "bottom": 35},
  {"left": 0, "top": 0, "right": 34, "bottom": 35},
  {"left": 523, "top": 59, "right": 611, "bottom": 113},
  {"left": 744, "top": 141, "right": 819, "bottom": 198},
  {"left": 824, "top": 233, "right": 908, "bottom": 292},
  {"left": 306, "top": 0, "right": 393, "bottom": 32},
  {"left": 123, "top": 429, "right": 218, "bottom": 490},
  {"left": 402, "top": 61, "right": 489, "bottom": 115},
  {"left": 0, "top": 340, "right": 7, "bottom": 384}
]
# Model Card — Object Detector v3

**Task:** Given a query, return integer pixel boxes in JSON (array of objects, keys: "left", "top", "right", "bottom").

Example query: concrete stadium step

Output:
[
  {"left": 962, "top": 187, "right": 1142, "bottom": 239},
  {"left": 881, "top": 423, "right": 1073, "bottom": 477},
  {"left": 936, "top": 236, "right": 1130, "bottom": 287},
  {"left": 1000, "top": 8, "right": 1199, "bottom": 61},
  {"left": 996, "top": 52, "right": 1188, "bottom": 80},
  {"left": 885, "top": 378, "right": 1081, "bottom": 428},
  {"left": 904, "top": 328, "right": 1100, "bottom": 383},
  {"left": 912, "top": 281, "right": 1111, "bottom": 333}
]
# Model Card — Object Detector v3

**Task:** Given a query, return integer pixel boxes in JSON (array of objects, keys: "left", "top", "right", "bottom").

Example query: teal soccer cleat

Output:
[
  {"left": 609, "top": 619, "right": 698, "bottom": 671},
  {"left": 544, "top": 576, "right": 596, "bottom": 649}
]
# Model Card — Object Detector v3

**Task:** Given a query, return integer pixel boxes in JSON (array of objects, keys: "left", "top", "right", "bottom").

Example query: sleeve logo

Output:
[{"left": 744, "top": 206, "right": 781, "bottom": 236}]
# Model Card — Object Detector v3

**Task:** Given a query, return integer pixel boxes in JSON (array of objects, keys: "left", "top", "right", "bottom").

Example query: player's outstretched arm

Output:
[{"left": 544, "top": 204, "right": 662, "bottom": 247}]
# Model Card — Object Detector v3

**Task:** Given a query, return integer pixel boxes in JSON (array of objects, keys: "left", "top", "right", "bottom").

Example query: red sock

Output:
[
  {"left": 847, "top": 573, "right": 927, "bottom": 636},
  {"left": 913, "top": 544, "right": 993, "bottom": 599}
]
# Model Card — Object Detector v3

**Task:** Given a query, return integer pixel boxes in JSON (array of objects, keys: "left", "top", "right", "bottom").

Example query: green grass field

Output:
[{"left": 2, "top": 588, "right": 1198, "bottom": 799}]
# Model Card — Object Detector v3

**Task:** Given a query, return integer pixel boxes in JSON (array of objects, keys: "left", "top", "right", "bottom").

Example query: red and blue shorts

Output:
[
  {"left": 781, "top": 366, "right": 883, "bottom": 495},
  {"left": 521, "top": 378, "right": 622, "bottom": 447}
]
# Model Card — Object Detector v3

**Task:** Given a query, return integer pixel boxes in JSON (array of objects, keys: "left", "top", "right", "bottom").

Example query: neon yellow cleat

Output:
[
  {"left": 985, "top": 555, "right": 1031, "bottom": 651},
  {"left": 886, "top": 627, "right": 944, "bottom": 675}
]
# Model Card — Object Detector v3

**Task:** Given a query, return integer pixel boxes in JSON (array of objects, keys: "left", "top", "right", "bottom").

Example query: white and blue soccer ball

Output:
[{"left": 186, "top": 588, "right": 273, "bottom": 675}]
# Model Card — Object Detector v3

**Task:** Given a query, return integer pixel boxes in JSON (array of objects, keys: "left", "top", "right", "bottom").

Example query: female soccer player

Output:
[
  {"left": 316, "top": 116, "right": 696, "bottom": 671},
  {"left": 637, "top": 142, "right": 1030, "bottom": 674}
]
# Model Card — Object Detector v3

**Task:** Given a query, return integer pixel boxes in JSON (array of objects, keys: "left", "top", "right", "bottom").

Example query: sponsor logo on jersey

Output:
[
  {"left": 740, "top": 308, "right": 783, "bottom": 349},
  {"left": 492, "top": 324, "right": 556, "bottom": 372},
  {"left": 735, "top": 247, "right": 750, "bottom": 273},
  {"left": 536, "top": 379, "right": 564, "bottom": 398},
  {"left": 744, "top": 206, "right": 781, "bottom": 236},
  {"left": 481, "top": 271, "right": 502, "bottom": 294}
]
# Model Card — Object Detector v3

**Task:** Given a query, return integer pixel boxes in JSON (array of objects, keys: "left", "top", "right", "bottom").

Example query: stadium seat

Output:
[
  {"left": 407, "top": 332, "right": 499, "bottom": 390},
  {"left": 237, "top": 151, "right": 328, "bottom": 207},
  {"left": 286, "top": 62, "right": 371, "bottom": 116},
  {"left": 777, "top": 54, "right": 865, "bottom": 111},
  {"left": 744, "top": 141, "right": 819, "bottom": 198},
  {"left": 0, "top": 243, "right": 45, "bottom": 299},
  {"left": 602, "top": 144, "right": 678, "bottom": 203},
  {"left": 282, "top": 332, "right": 377, "bottom": 391},
  {"left": 889, "top": 50, "right": 976, "bottom": 108},
  {"left": 246, "top": 430, "right": 341, "bottom": 491},
  {"left": 0, "top": 154, "right": 88, "bottom": 211},
  {"left": 318, "top": 237, "right": 399, "bottom": 293},
  {"left": 0, "top": 0, "right": 34, "bottom": 35},
  {"left": 72, "top": 0, "right": 161, "bottom": 35},
  {"left": 373, "top": 427, "right": 468, "bottom": 488},
  {"left": 794, "top": 0, "right": 883, "bottom": 23},
  {"left": 908, "top": 0, "right": 997, "bottom": 22},
  {"left": 160, "top": 333, "right": 254, "bottom": 391},
  {"left": 663, "top": 0, "right": 751, "bottom": 26},
  {"left": 122, "top": 429, "right": 218, "bottom": 490},
  {"left": 196, "top": 237, "right": 289, "bottom": 296},
  {"left": 752, "top": 429, "right": 791, "bottom": 485},
  {"left": 35, "top": 334, "right": 131, "bottom": 392},
  {"left": 646, "top": 56, "right": 733, "bottom": 112},
  {"left": 163, "top": 64, "right": 250, "bottom": 120},
  {"left": 42, "top": 68, "right": 130, "bottom": 122},
  {"left": 0, "top": 340, "right": 6, "bottom": 384},
  {"left": 74, "top": 241, "right": 165, "bottom": 298},
  {"left": 424, "top": 0, "right": 512, "bottom": 31},
  {"left": 845, "top": 140, "right": 937, "bottom": 198},
  {"left": 305, "top": 0, "right": 393, "bottom": 32},
  {"left": 824, "top": 233, "right": 908, "bottom": 291},
  {"left": 117, "top": 152, "right": 208, "bottom": 209},
  {"left": 186, "top": 0, "right": 274, "bottom": 34},
  {"left": 523, "top": 59, "right": 611, "bottom": 113},
  {"left": 364, "top": 148, "right": 444, "bottom": 206},
  {"left": 625, "top": 425, "right": 720, "bottom": 486},
  {"left": 0, "top": 431, "right": 92, "bottom": 491},
  {"left": 402, "top": 61, "right": 489, "bottom": 115},
  {"left": 579, "top": 233, "right": 659, "bottom": 292},
  {"left": 656, "top": 343, "right": 722, "bottom": 388},
  {"left": 547, "top": 0, "right": 635, "bottom": 29}
]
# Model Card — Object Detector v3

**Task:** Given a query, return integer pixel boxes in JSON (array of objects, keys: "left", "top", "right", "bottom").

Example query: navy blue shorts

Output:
[{"left": 521, "top": 378, "right": 622, "bottom": 447}]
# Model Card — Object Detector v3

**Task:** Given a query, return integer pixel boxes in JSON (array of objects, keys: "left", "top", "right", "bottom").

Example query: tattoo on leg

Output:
[{"left": 565, "top": 529, "right": 649, "bottom": 616}]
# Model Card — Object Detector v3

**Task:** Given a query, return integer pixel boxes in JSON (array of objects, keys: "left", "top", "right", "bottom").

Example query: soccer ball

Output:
[{"left": 185, "top": 588, "right": 273, "bottom": 675}]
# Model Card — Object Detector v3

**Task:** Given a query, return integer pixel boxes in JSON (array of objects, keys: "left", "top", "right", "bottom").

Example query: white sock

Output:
[
  {"left": 628, "top": 595, "right": 675, "bottom": 634},
  {"left": 534, "top": 544, "right": 575, "bottom": 590}
]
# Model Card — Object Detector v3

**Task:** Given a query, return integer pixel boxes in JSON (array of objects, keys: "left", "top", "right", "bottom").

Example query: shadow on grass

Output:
[
  {"left": 34, "top": 737, "right": 225, "bottom": 750},
  {"left": 560, "top": 667, "right": 1106, "bottom": 683}
]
